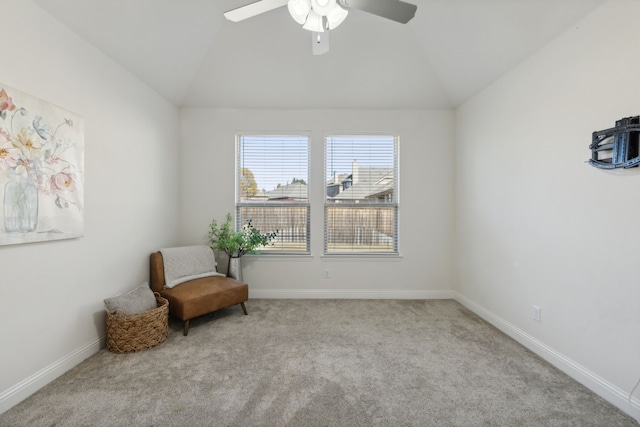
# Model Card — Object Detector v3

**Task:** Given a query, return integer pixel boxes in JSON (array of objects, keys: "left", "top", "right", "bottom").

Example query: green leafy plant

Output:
[{"left": 208, "top": 213, "right": 278, "bottom": 258}]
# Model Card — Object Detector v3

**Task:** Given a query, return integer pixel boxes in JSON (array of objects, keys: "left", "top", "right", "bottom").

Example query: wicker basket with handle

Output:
[{"left": 106, "top": 293, "right": 169, "bottom": 353}]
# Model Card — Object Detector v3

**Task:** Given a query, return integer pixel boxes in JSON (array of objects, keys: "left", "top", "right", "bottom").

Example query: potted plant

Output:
[{"left": 208, "top": 213, "right": 278, "bottom": 281}]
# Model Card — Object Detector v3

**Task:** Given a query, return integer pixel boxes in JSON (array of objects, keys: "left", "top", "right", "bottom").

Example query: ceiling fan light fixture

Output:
[
  {"left": 302, "top": 9, "right": 325, "bottom": 32},
  {"left": 326, "top": 4, "right": 348, "bottom": 29},
  {"left": 311, "top": 0, "right": 337, "bottom": 17},
  {"left": 225, "top": 0, "right": 418, "bottom": 55},
  {"left": 287, "top": 0, "right": 311, "bottom": 25}
]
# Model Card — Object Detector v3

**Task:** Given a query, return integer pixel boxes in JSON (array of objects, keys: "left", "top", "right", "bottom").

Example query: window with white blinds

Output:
[
  {"left": 325, "top": 135, "right": 399, "bottom": 254},
  {"left": 236, "top": 135, "right": 310, "bottom": 253}
]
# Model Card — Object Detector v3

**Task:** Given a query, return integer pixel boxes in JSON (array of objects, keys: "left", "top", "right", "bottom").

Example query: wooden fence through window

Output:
[{"left": 238, "top": 205, "right": 395, "bottom": 249}]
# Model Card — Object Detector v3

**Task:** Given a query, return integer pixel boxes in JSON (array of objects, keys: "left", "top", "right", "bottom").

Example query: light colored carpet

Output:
[{"left": 1, "top": 299, "right": 636, "bottom": 426}]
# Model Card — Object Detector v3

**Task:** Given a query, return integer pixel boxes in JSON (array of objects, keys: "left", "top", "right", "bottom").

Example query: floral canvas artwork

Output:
[{"left": 0, "top": 83, "right": 84, "bottom": 246}]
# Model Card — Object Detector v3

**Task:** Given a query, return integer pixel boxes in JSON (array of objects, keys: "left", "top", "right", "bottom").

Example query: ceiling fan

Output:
[{"left": 224, "top": 0, "right": 418, "bottom": 55}]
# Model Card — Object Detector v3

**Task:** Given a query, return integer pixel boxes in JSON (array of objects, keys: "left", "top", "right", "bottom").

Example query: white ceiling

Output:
[{"left": 31, "top": 0, "right": 605, "bottom": 109}]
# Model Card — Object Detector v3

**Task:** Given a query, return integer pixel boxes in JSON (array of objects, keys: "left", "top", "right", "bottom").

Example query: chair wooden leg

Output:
[
  {"left": 183, "top": 319, "right": 190, "bottom": 336},
  {"left": 240, "top": 302, "right": 248, "bottom": 315}
]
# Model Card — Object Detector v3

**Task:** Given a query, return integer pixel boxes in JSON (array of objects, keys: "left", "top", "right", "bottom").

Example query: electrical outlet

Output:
[{"left": 533, "top": 305, "right": 541, "bottom": 322}]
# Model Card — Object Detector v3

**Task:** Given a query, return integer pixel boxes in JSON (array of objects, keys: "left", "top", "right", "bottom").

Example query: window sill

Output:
[
  {"left": 245, "top": 254, "right": 313, "bottom": 261},
  {"left": 320, "top": 254, "right": 403, "bottom": 262},
  {"left": 243, "top": 254, "right": 403, "bottom": 262}
]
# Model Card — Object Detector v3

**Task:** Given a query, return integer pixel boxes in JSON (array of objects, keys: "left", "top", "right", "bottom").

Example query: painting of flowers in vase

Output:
[{"left": 0, "top": 83, "right": 84, "bottom": 246}]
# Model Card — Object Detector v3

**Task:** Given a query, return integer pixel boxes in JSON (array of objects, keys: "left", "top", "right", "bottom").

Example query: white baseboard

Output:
[
  {"left": 250, "top": 289, "right": 455, "bottom": 299},
  {"left": 0, "top": 336, "right": 103, "bottom": 415},
  {"left": 453, "top": 292, "right": 640, "bottom": 421}
]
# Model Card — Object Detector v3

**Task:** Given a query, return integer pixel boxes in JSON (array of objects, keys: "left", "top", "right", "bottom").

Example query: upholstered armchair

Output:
[{"left": 149, "top": 246, "right": 248, "bottom": 336}]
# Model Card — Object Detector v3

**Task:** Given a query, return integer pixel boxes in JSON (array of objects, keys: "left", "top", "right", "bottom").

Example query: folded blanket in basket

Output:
[{"left": 160, "top": 245, "right": 224, "bottom": 288}]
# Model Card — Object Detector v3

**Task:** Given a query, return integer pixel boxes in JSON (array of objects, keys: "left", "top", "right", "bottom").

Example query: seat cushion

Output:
[{"left": 159, "top": 275, "right": 248, "bottom": 321}]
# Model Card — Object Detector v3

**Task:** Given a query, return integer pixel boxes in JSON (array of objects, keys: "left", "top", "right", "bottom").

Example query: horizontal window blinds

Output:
[
  {"left": 325, "top": 136, "right": 399, "bottom": 254},
  {"left": 237, "top": 135, "right": 310, "bottom": 253}
]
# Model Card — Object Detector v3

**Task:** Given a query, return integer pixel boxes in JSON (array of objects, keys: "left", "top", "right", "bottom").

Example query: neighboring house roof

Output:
[
  {"left": 253, "top": 189, "right": 268, "bottom": 198},
  {"left": 326, "top": 173, "right": 350, "bottom": 186},
  {"left": 266, "top": 182, "right": 308, "bottom": 200},
  {"left": 258, "top": 167, "right": 392, "bottom": 202},
  {"left": 331, "top": 168, "right": 393, "bottom": 201}
]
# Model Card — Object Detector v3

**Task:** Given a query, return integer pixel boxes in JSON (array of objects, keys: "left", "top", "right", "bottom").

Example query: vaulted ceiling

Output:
[{"left": 31, "top": 0, "right": 605, "bottom": 109}]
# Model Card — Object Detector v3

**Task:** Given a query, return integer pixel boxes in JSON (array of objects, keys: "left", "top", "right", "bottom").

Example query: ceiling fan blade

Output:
[
  {"left": 224, "top": 0, "right": 289, "bottom": 22},
  {"left": 337, "top": 0, "right": 417, "bottom": 24}
]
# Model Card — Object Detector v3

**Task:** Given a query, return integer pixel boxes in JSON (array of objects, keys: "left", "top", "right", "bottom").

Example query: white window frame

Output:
[
  {"left": 235, "top": 134, "right": 311, "bottom": 255},
  {"left": 324, "top": 135, "right": 399, "bottom": 255}
]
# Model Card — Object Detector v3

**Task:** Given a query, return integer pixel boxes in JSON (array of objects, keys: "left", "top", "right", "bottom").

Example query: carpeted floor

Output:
[{"left": 1, "top": 299, "right": 637, "bottom": 426}]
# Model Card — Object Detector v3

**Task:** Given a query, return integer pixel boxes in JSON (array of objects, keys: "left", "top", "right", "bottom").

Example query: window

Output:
[
  {"left": 236, "top": 135, "right": 310, "bottom": 253},
  {"left": 325, "top": 135, "right": 399, "bottom": 254}
]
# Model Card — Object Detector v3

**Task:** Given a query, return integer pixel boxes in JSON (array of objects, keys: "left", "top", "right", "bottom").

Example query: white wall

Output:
[
  {"left": 179, "top": 108, "right": 455, "bottom": 298},
  {"left": 455, "top": 0, "right": 640, "bottom": 417},
  {"left": 0, "top": 1, "right": 180, "bottom": 412}
]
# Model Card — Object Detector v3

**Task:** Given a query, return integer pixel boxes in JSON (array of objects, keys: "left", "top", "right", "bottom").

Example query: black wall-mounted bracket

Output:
[{"left": 589, "top": 116, "right": 640, "bottom": 169}]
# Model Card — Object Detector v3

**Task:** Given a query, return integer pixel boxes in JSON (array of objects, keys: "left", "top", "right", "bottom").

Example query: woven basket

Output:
[{"left": 106, "top": 293, "right": 169, "bottom": 353}]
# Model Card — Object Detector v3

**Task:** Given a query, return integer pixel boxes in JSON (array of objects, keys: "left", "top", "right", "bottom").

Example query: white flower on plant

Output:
[
  {"left": 49, "top": 168, "right": 77, "bottom": 194},
  {"left": 0, "top": 130, "right": 20, "bottom": 170},
  {"left": 14, "top": 127, "right": 43, "bottom": 159},
  {"left": 14, "top": 158, "right": 33, "bottom": 177}
]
